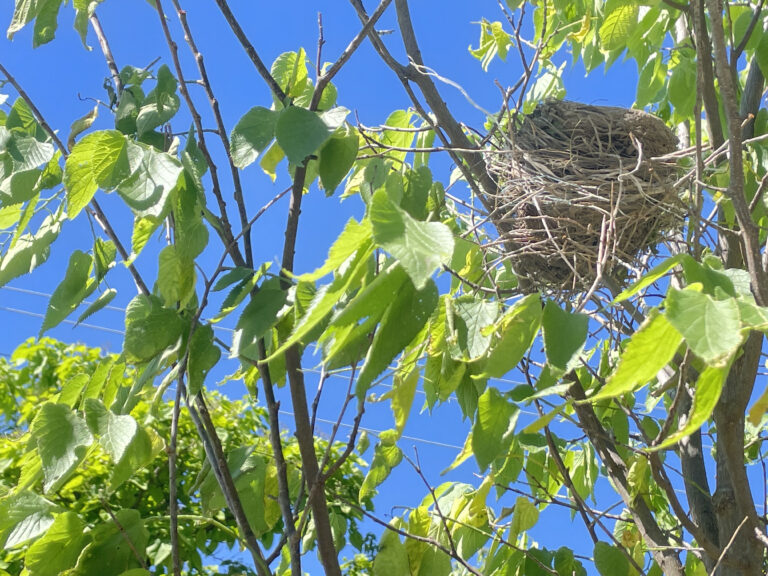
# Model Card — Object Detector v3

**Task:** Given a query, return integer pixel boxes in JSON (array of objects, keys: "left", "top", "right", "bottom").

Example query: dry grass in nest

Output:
[{"left": 484, "top": 100, "right": 683, "bottom": 295}]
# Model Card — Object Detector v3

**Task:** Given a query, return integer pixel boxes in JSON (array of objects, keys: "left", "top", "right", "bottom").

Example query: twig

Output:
[
  {"left": 169, "top": 375, "right": 185, "bottom": 576},
  {"left": 193, "top": 393, "right": 272, "bottom": 576},
  {"left": 405, "top": 450, "right": 483, "bottom": 576},
  {"left": 310, "top": 0, "right": 393, "bottom": 111},
  {"left": 0, "top": 61, "right": 150, "bottom": 296},
  {"left": 211, "top": 0, "right": 288, "bottom": 103},
  {"left": 100, "top": 498, "right": 149, "bottom": 570},
  {"left": 169, "top": 0, "right": 254, "bottom": 267},
  {"left": 153, "top": 0, "right": 245, "bottom": 268},
  {"left": 709, "top": 516, "right": 749, "bottom": 576},
  {"left": 89, "top": 14, "right": 123, "bottom": 97}
]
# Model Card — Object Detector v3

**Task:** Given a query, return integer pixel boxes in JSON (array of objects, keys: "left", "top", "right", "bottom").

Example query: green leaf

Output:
[
  {"left": 212, "top": 266, "right": 255, "bottom": 292},
  {"left": 593, "top": 541, "right": 629, "bottom": 576},
  {"left": 391, "top": 367, "right": 418, "bottom": 436},
  {"left": 757, "top": 33, "right": 768, "bottom": 79},
  {"left": 259, "top": 141, "right": 284, "bottom": 181},
  {"left": 231, "top": 277, "right": 287, "bottom": 362},
  {"left": 478, "top": 293, "right": 541, "bottom": 379},
  {"left": 665, "top": 288, "right": 742, "bottom": 364},
  {"left": 32, "top": 0, "right": 64, "bottom": 48},
  {"left": 110, "top": 426, "right": 153, "bottom": 490},
  {"left": 67, "top": 105, "right": 98, "bottom": 150},
  {"left": 542, "top": 301, "right": 589, "bottom": 375},
  {"left": 76, "top": 289, "right": 117, "bottom": 326},
  {"left": 123, "top": 294, "right": 186, "bottom": 363},
  {"left": 318, "top": 125, "right": 359, "bottom": 194},
  {"left": 653, "top": 364, "right": 729, "bottom": 450},
  {"left": 599, "top": 3, "right": 639, "bottom": 52},
  {"left": 117, "top": 146, "right": 182, "bottom": 218},
  {"left": 7, "top": 0, "right": 55, "bottom": 39},
  {"left": 31, "top": 402, "right": 93, "bottom": 493},
  {"left": 275, "top": 106, "right": 336, "bottom": 164},
  {"left": 0, "top": 213, "right": 63, "bottom": 286},
  {"left": 355, "top": 278, "right": 438, "bottom": 398},
  {"left": 370, "top": 189, "right": 454, "bottom": 290},
  {"left": 0, "top": 491, "right": 58, "bottom": 549},
  {"left": 614, "top": 253, "right": 688, "bottom": 303},
  {"left": 588, "top": 310, "right": 682, "bottom": 401},
  {"left": 373, "top": 526, "right": 409, "bottom": 575},
  {"left": 379, "top": 110, "right": 414, "bottom": 163},
  {"left": 472, "top": 387, "right": 518, "bottom": 470},
  {"left": 187, "top": 324, "right": 221, "bottom": 396},
  {"left": 84, "top": 398, "right": 138, "bottom": 463},
  {"left": 93, "top": 237, "right": 116, "bottom": 281},
  {"left": 40, "top": 250, "right": 95, "bottom": 334},
  {"left": 130, "top": 216, "right": 161, "bottom": 259},
  {"left": 0, "top": 168, "right": 41, "bottom": 206},
  {"left": 64, "top": 130, "right": 143, "bottom": 218},
  {"left": 270, "top": 49, "right": 309, "bottom": 99},
  {"left": 156, "top": 245, "right": 195, "bottom": 307},
  {"left": 25, "top": 512, "right": 88, "bottom": 576},
  {"left": 447, "top": 297, "right": 499, "bottom": 361},
  {"left": 136, "top": 65, "right": 180, "bottom": 135},
  {"left": 72, "top": 509, "right": 149, "bottom": 576},
  {"left": 297, "top": 218, "right": 372, "bottom": 282},
  {"left": 511, "top": 496, "right": 539, "bottom": 536},
  {"left": 668, "top": 58, "right": 696, "bottom": 118},
  {"left": 266, "top": 242, "right": 373, "bottom": 360},
  {"left": 72, "top": 0, "right": 103, "bottom": 45},
  {"left": 230, "top": 107, "right": 278, "bottom": 168},
  {"left": 360, "top": 431, "right": 403, "bottom": 500}
]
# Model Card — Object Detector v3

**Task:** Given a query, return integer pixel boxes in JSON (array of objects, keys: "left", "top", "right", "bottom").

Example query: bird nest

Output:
[{"left": 485, "top": 100, "right": 682, "bottom": 295}]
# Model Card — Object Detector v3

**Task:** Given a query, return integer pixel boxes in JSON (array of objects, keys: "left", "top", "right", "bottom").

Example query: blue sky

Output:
[{"left": 0, "top": 1, "right": 643, "bottom": 572}]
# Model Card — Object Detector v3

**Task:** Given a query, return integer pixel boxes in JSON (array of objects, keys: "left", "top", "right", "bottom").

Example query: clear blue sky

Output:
[{"left": 0, "top": 1, "right": 641, "bottom": 572}]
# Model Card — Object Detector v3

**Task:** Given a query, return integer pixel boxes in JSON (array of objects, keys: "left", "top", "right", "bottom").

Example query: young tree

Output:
[{"left": 0, "top": 1, "right": 767, "bottom": 575}]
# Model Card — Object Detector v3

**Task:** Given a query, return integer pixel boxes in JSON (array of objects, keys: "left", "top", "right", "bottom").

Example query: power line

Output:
[
  {"left": 0, "top": 305, "right": 126, "bottom": 335},
  {"left": 0, "top": 285, "right": 236, "bottom": 334}
]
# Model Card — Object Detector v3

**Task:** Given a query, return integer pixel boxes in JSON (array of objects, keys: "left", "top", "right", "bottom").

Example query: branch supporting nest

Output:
[{"left": 483, "top": 100, "right": 683, "bottom": 295}]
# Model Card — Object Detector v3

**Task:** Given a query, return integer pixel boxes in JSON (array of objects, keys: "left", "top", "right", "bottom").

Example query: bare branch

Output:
[
  {"left": 89, "top": 14, "right": 123, "bottom": 97},
  {"left": 211, "top": 0, "right": 287, "bottom": 103}
]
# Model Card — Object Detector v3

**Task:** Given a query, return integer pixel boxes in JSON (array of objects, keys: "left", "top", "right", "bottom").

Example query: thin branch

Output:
[
  {"left": 709, "top": 516, "right": 750, "bottom": 576},
  {"left": 169, "top": 376, "right": 185, "bottom": 576},
  {"left": 153, "top": 0, "right": 246, "bottom": 268},
  {"left": 404, "top": 450, "right": 484, "bottom": 576},
  {"left": 89, "top": 13, "right": 123, "bottom": 97},
  {"left": 169, "top": 0, "right": 254, "bottom": 267},
  {"left": 310, "top": 0, "right": 393, "bottom": 110},
  {"left": 211, "top": 0, "right": 287, "bottom": 103},
  {"left": 100, "top": 498, "right": 149, "bottom": 570},
  {"left": 0, "top": 61, "right": 150, "bottom": 296},
  {"left": 193, "top": 393, "right": 272, "bottom": 576},
  {"left": 732, "top": 0, "right": 765, "bottom": 62}
]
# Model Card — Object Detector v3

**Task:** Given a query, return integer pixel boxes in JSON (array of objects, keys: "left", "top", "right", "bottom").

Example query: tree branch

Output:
[
  {"left": 568, "top": 376, "right": 685, "bottom": 575},
  {"left": 210, "top": 0, "right": 287, "bottom": 103},
  {"left": 0, "top": 61, "right": 150, "bottom": 296},
  {"left": 89, "top": 13, "right": 123, "bottom": 97},
  {"left": 169, "top": 0, "right": 254, "bottom": 267},
  {"left": 153, "top": 0, "right": 246, "bottom": 268}
]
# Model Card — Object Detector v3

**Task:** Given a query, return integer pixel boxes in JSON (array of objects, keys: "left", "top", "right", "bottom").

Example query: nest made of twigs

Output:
[{"left": 485, "top": 100, "right": 682, "bottom": 295}]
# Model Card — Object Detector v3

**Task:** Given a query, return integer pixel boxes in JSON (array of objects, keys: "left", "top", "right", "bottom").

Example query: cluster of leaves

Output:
[{"left": 0, "top": 338, "right": 373, "bottom": 575}]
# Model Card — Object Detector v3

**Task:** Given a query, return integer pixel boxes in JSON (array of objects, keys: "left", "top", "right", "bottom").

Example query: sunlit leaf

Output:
[
  {"left": 31, "top": 402, "right": 93, "bottom": 493},
  {"left": 588, "top": 310, "right": 682, "bottom": 401},
  {"left": 370, "top": 189, "right": 454, "bottom": 290},
  {"left": 665, "top": 287, "right": 742, "bottom": 364}
]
